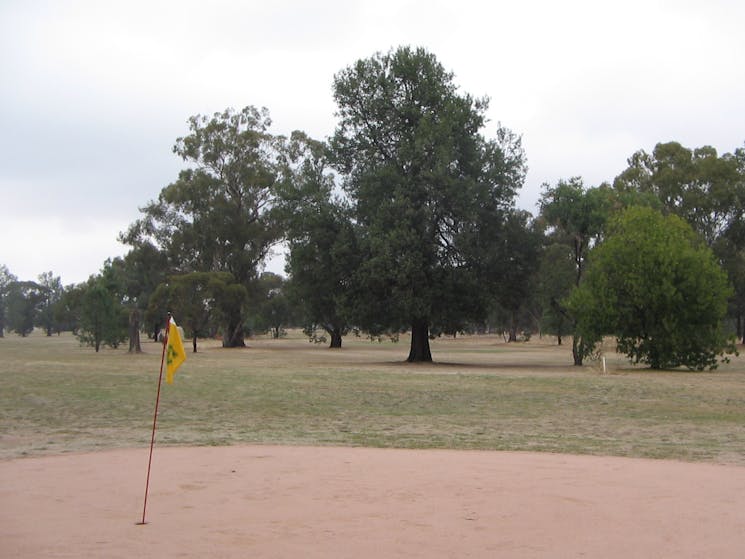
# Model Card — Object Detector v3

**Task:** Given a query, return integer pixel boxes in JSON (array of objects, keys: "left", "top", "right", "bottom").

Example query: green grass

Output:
[{"left": 1, "top": 331, "right": 745, "bottom": 463}]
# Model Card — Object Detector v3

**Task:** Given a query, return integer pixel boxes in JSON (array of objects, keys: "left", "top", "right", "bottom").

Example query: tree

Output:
[
  {"left": 569, "top": 207, "right": 736, "bottom": 370},
  {"left": 117, "top": 242, "right": 169, "bottom": 346},
  {"left": 53, "top": 283, "right": 84, "bottom": 334},
  {"left": 539, "top": 178, "right": 611, "bottom": 364},
  {"left": 6, "top": 281, "right": 43, "bottom": 337},
  {"left": 77, "top": 264, "right": 128, "bottom": 352},
  {"left": 489, "top": 210, "right": 544, "bottom": 342},
  {"left": 148, "top": 272, "right": 229, "bottom": 352},
  {"left": 614, "top": 142, "right": 745, "bottom": 341},
  {"left": 36, "top": 271, "right": 63, "bottom": 336},
  {"left": 0, "top": 265, "right": 17, "bottom": 337},
  {"left": 330, "top": 46, "right": 526, "bottom": 361},
  {"left": 535, "top": 243, "right": 576, "bottom": 345},
  {"left": 121, "top": 106, "right": 286, "bottom": 347},
  {"left": 278, "top": 132, "right": 358, "bottom": 348},
  {"left": 251, "top": 273, "right": 295, "bottom": 339},
  {"left": 614, "top": 142, "right": 745, "bottom": 246}
]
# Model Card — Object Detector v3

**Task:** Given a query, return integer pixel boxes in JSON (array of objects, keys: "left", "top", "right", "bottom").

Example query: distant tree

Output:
[
  {"left": 35, "top": 271, "right": 64, "bottom": 336},
  {"left": 0, "top": 265, "right": 18, "bottom": 337},
  {"left": 6, "top": 281, "right": 43, "bottom": 337},
  {"left": 277, "top": 132, "right": 358, "bottom": 348},
  {"left": 54, "top": 283, "right": 84, "bottom": 334},
  {"left": 258, "top": 279, "right": 294, "bottom": 340},
  {"left": 117, "top": 242, "right": 169, "bottom": 345},
  {"left": 535, "top": 243, "right": 576, "bottom": 345},
  {"left": 121, "top": 106, "right": 286, "bottom": 347},
  {"left": 489, "top": 210, "right": 544, "bottom": 342},
  {"left": 569, "top": 207, "right": 736, "bottom": 370},
  {"left": 539, "top": 178, "right": 611, "bottom": 364},
  {"left": 614, "top": 142, "right": 745, "bottom": 246},
  {"left": 330, "top": 46, "right": 526, "bottom": 361},
  {"left": 77, "top": 264, "right": 128, "bottom": 352},
  {"left": 147, "top": 271, "right": 236, "bottom": 352}
]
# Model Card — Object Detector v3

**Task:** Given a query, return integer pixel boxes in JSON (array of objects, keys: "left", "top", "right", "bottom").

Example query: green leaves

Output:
[
  {"left": 329, "top": 46, "right": 525, "bottom": 358},
  {"left": 570, "top": 207, "right": 735, "bottom": 370}
]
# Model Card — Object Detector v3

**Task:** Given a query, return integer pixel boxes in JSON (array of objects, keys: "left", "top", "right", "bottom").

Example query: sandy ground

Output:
[{"left": 2, "top": 446, "right": 745, "bottom": 558}]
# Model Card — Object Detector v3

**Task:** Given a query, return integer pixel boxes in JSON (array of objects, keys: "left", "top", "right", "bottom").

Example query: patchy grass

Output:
[{"left": 1, "top": 331, "right": 744, "bottom": 463}]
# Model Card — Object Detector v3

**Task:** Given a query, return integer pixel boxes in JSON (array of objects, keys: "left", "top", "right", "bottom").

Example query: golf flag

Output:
[{"left": 165, "top": 318, "right": 186, "bottom": 384}]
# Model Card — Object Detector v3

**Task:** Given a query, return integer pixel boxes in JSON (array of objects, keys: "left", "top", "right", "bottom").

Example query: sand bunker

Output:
[{"left": 2, "top": 445, "right": 745, "bottom": 558}]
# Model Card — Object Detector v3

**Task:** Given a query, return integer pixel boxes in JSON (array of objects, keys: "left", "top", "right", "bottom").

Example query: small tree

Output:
[
  {"left": 539, "top": 178, "right": 611, "bottom": 364},
  {"left": 36, "top": 271, "right": 64, "bottom": 336},
  {"left": 569, "top": 207, "right": 736, "bottom": 370},
  {"left": 77, "top": 276, "right": 127, "bottom": 352},
  {"left": 6, "top": 281, "right": 43, "bottom": 337},
  {"left": 489, "top": 210, "right": 543, "bottom": 342},
  {"left": 535, "top": 243, "right": 576, "bottom": 345},
  {"left": 0, "top": 265, "right": 18, "bottom": 337},
  {"left": 277, "top": 132, "right": 358, "bottom": 348}
]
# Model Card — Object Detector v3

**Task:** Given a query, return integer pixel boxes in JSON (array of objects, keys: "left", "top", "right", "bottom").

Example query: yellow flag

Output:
[{"left": 165, "top": 319, "right": 186, "bottom": 384}]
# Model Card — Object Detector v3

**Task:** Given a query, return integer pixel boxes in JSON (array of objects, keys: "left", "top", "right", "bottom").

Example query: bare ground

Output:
[{"left": 2, "top": 445, "right": 745, "bottom": 558}]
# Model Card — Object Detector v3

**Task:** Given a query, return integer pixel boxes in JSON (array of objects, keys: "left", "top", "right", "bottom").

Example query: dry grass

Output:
[{"left": 1, "top": 330, "right": 744, "bottom": 463}]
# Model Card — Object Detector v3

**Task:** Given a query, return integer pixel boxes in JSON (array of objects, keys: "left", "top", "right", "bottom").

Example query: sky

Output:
[{"left": 1, "top": 0, "right": 744, "bottom": 285}]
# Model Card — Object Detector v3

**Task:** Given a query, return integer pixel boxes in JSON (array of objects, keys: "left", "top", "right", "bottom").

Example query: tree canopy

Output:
[
  {"left": 539, "top": 178, "right": 612, "bottom": 364},
  {"left": 121, "top": 106, "right": 287, "bottom": 346},
  {"left": 330, "top": 46, "right": 526, "bottom": 361},
  {"left": 569, "top": 206, "right": 736, "bottom": 370},
  {"left": 277, "top": 133, "right": 358, "bottom": 348}
]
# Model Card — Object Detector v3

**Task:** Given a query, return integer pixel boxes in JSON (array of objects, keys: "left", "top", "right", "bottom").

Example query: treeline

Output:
[{"left": 1, "top": 46, "right": 743, "bottom": 369}]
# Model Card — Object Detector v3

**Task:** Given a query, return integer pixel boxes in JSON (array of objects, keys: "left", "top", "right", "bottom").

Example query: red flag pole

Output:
[{"left": 138, "top": 314, "right": 171, "bottom": 525}]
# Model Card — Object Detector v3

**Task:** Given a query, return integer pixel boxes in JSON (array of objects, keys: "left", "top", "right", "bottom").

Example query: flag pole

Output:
[{"left": 138, "top": 313, "right": 171, "bottom": 526}]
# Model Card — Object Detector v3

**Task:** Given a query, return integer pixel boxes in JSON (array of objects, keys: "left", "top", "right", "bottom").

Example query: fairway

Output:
[{"left": 2, "top": 331, "right": 744, "bottom": 464}]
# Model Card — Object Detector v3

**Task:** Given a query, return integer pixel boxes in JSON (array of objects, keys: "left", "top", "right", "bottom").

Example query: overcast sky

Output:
[{"left": 1, "top": 0, "right": 744, "bottom": 285}]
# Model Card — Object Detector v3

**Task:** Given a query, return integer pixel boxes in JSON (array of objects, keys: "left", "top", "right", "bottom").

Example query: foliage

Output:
[
  {"left": 121, "top": 106, "right": 286, "bottom": 346},
  {"left": 569, "top": 207, "right": 736, "bottom": 370},
  {"left": 330, "top": 46, "right": 526, "bottom": 361},
  {"left": 277, "top": 132, "right": 357, "bottom": 348},
  {"left": 614, "top": 142, "right": 745, "bottom": 246},
  {"left": 539, "top": 178, "right": 612, "bottom": 363},
  {"left": 487, "top": 209, "right": 544, "bottom": 341},
  {"left": 116, "top": 242, "right": 169, "bottom": 341},
  {"left": 53, "top": 283, "right": 84, "bottom": 334},
  {"left": 76, "top": 270, "right": 128, "bottom": 352},
  {"left": 0, "top": 264, "right": 18, "bottom": 337},
  {"left": 250, "top": 273, "right": 296, "bottom": 339},
  {"left": 614, "top": 142, "right": 745, "bottom": 343},
  {"left": 5, "top": 280, "right": 44, "bottom": 337},
  {"left": 147, "top": 271, "right": 246, "bottom": 350},
  {"left": 534, "top": 243, "right": 576, "bottom": 344},
  {"left": 35, "top": 271, "right": 63, "bottom": 336}
]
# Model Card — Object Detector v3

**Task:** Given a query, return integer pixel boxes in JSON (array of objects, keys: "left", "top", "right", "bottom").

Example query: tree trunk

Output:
[
  {"left": 329, "top": 327, "right": 342, "bottom": 349},
  {"left": 407, "top": 319, "right": 432, "bottom": 362},
  {"left": 128, "top": 309, "right": 142, "bottom": 353},
  {"left": 223, "top": 320, "right": 246, "bottom": 347},
  {"left": 572, "top": 335, "right": 583, "bottom": 366},
  {"left": 508, "top": 309, "right": 519, "bottom": 342},
  {"left": 192, "top": 335, "right": 198, "bottom": 353}
]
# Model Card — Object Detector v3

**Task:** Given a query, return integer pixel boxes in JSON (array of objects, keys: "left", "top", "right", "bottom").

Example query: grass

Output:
[{"left": 1, "top": 330, "right": 745, "bottom": 464}]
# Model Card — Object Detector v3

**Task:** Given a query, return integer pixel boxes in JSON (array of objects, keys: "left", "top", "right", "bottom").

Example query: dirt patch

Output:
[{"left": 2, "top": 445, "right": 745, "bottom": 558}]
